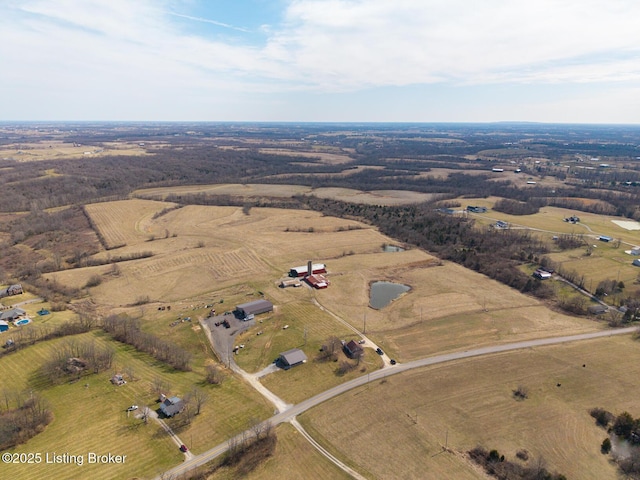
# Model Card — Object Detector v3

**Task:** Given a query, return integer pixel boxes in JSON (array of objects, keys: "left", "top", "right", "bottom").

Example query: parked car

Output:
[
  {"left": 376, "top": 348, "right": 384, "bottom": 355},
  {"left": 390, "top": 359, "right": 397, "bottom": 365},
  {"left": 127, "top": 405, "right": 138, "bottom": 411},
  {"left": 180, "top": 444, "right": 188, "bottom": 452}
]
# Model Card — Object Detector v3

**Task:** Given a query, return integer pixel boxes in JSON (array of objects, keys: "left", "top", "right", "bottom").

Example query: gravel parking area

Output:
[{"left": 200, "top": 313, "right": 255, "bottom": 367}]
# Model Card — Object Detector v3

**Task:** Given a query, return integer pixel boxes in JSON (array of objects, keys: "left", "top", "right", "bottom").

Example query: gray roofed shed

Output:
[
  {"left": 236, "top": 299, "right": 273, "bottom": 317},
  {"left": 279, "top": 348, "right": 307, "bottom": 369}
]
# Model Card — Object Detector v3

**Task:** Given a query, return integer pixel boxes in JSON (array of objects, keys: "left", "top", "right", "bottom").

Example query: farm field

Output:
[
  {"left": 0, "top": 330, "right": 272, "bottom": 480},
  {"left": 300, "top": 334, "right": 640, "bottom": 480},
  {"left": 27, "top": 198, "right": 622, "bottom": 479},
  {"left": 52, "top": 200, "right": 606, "bottom": 363},
  {"left": 0, "top": 140, "right": 149, "bottom": 162},
  {"left": 257, "top": 148, "right": 354, "bottom": 164},
  {"left": 312, "top": 250, "right": 602, "bottom": 362},
  {"left": 133, "top": 183, "right": 434, "bottom": 205},
  {"left": 206, "top": 422, "right": 353, "bottom": 480},
  {"left": 83, "top": 198, "right": 179, "bottom": 249}
]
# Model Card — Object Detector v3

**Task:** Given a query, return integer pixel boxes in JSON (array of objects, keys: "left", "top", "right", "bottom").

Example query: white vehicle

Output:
[{"left": 127, "top": 405, "right": 138, "bottom": 411}]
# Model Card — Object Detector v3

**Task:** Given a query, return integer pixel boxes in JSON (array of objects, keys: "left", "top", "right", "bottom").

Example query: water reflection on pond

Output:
[
  {"left": 369, "top": 281, "right": 410, "bottom": 309},
  {"left": 383, "top": 245, "right": 405, "bottom": 252}
]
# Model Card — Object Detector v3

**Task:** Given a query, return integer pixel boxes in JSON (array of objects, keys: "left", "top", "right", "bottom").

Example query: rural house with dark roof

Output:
[
  {"left": 159, "top": 396, "right": 185, "bottom": 417},
  {"left": 343, "top": 340, "right": 364, "bottom": 359}
]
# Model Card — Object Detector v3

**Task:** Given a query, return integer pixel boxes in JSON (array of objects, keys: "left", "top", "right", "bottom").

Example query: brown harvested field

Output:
[
  {"left": 34, "top": 199, "right": 630, "bottom": 478},
  {"left": 319, "top": 252, "right": 600, "bottom": 361},
  {"left": 133, "top": 183, "right": 434, "bottom": 205},
  {"left": 309, "top": 187, "right": 434, "bottom": 205},
  {"left": 134, "top": 183, "right": 312, "bottom": 200},
  {"left": 51, "top": 203, "right": 389, "bottom": 306},
  {"left": 59, "top": 201, "right": 603, "bottom": 360},
  {"left": 0, "top": 140, "right": 150, "bottom": 162},
  {"left": 205, "top": 422, "right": 353, "bottom": 480},
  {"left": 301, "top": 334, "right": 640, "bottom": 480},
  {"left": 83, "top": 198, "right": 178, "bottom": 249},
  {"left": 257, "top": 148, "right": 354, "bottom": 164}
]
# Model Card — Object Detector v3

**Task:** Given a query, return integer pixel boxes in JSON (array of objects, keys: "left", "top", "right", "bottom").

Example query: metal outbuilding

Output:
[
  {"left": 278, "top": 348, "right": 307, "bottom": 369},
  {"left": 235, "top": 299, "right": 274, "bottom": 318}
]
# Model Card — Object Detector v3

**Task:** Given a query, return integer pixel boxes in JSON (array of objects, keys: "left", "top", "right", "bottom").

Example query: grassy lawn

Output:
[
  {"left": 0, "top": 330, "right": 272, "bottom": 480},
  {"left": 205, "top": 422, "right": 353, "bottom": 480},
  {"left": 301, "top": 334, "right": 640, "bottom": 480}
]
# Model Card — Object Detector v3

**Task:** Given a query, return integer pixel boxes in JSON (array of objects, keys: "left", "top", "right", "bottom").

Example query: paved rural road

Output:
[{"left": 157, "top": 325, "right": 637, "bottom": 479}]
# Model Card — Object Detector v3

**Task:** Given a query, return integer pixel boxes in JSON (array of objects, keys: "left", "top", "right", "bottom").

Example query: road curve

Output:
[{"left": 157, "top": 326, "right": 637, "bottom": 479}]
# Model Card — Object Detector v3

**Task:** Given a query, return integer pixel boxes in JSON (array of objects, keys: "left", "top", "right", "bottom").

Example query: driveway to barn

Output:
[{"left": 159, "top": 325, "right": 638, "bottom": 480}]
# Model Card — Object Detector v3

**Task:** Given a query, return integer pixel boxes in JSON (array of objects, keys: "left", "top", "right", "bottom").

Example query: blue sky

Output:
[{"left": 2, "top": 0, "right": 640, "bottom": 123}]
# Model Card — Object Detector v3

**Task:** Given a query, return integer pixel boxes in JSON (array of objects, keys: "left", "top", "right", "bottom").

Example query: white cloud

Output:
[
  {"left": 268, "top": 0, "right": 640, "bottom": 89},
  {"left": 1, "top": 0, "right": 640, "bottom": 120}
]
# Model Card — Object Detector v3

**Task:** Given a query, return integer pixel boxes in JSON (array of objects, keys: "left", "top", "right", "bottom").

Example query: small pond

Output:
[
  {"left": 383, "top": 245, "right": 405, "bottom": 252},
  {"left": 369, "top": 281, "right": 410, "bottom": 309}
]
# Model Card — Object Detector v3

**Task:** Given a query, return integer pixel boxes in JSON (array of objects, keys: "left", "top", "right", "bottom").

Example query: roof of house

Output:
[
  {"left": 280, "top": 348, "right": 307, "bottom": 366},
  {"left": 588, "top": 305, "right": 608, "bottom": 314},
  {"left": 0, "top": 308, "right": 26, "bottom": 321},
  {"left": 345, "top": 340, "right": 363, "bottom": 354},
  {"left": 160, "top": 396, "right": 185, "bottom": 416}
]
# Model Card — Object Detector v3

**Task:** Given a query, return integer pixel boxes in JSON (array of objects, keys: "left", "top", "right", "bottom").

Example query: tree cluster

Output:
[
  {"left": 0, "top": 391, "right": 52, "bottom": 450},
  {"left": 40, "top": 338, "right": 115, "bottom": 384},
  {"left": 0, "top": 317, "right": 93, "bottom": 358},
  {"left": 103, "top": 314, "right": 192, "bottom": 371},
  {"left": 468, "top": 446, "right": 566, "bottom": 480}
]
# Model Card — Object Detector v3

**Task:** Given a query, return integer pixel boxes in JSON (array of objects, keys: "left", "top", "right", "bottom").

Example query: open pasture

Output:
[
  {"left": 0, "top": 140, "right": 149, "bottom": 162},
  {"left": 0, "top": 330, "right": 272, "bottom": 480},
  {"left": 257, "top": 148, "right": 354, "bottom": 164},
  {"left": 206, "top": 422, "right": 353, "bottom": 480},
  {"left": 133, "top": 183, "right": 434, "bottom": 206},
  {"left": 301, "top": 334, "right": 640, "bottom": 480},
  {"left": 83, "top": 199, "right": 178, "bottom": 249},
  {"left": 71, "top": 203, "right": 395, "bottom": 306},
  {"left": 315, "top": 251, "right": 600, "bottom": 361},
  {"left": 69, "top": 200, "right": 605, "bottom": 364}
]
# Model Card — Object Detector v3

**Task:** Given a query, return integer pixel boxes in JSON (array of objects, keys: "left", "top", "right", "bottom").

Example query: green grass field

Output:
[{"left": 0, "top": 331, "right": 272, "bottom": 480}]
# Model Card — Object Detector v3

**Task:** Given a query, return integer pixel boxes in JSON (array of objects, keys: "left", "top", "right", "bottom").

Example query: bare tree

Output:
[
  {"left": 141, "top": 405, "right": 151, "bottom": 425},
  {"left": 124, "top": 365, "right": 136, "bottom": 382},
  {"left": 248, "top": 416, "right": 264, "bottom": 440},
  {"left": 205, "top": 364, "right": 225, "bottom": 384},
  {"left": 190, "top": 387, "right": 208, "bottom": 416},
  {"left": 152, "top": 377, "right": 171, "bottom": 400}
]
